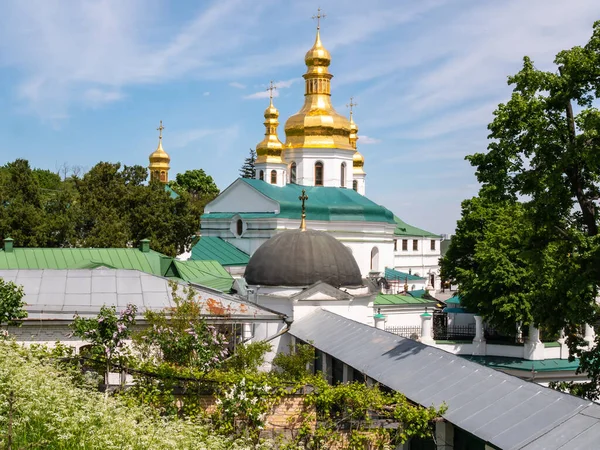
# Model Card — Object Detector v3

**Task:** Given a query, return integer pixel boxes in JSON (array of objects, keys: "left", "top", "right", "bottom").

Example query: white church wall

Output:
[
  {"left": 284, "top": 148, "right": 355, "bottom": 188},
  {"left": 381, "top": 310, "right": 429, "bottom": 328}
]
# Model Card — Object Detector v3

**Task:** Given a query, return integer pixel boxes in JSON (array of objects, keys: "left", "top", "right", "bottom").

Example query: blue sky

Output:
[{"left": 0, "top": 0, "right": 598, "bottom": 234}]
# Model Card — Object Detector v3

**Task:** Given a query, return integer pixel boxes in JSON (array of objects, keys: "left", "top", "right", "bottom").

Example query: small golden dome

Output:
[
  {"left": 353, "top": 151, "right": 365, "bottom": 174},
  {"left": 284, "top": 29, "right": 353, "bottom": 151},
  {"left": 149, "top": 120, "right": 170, "bottom": 183},
  {"left": 256, "top": 97, "right": 285, "bottom": 165},
  {"left": 349, "top": 110, "right": 359, "bottom": 150}
]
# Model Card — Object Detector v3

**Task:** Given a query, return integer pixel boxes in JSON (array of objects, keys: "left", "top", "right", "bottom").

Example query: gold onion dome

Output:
[
  {"left": 256, "top": 93, "right": 285, "bottom": 164},
  {"left": 353, "top": 151, "right": 365, "bottom": 174},
  {"left": 149, "top": 120, "right": 170, "bottom": 182},
  {"left": 284, "top": 28, "right": 353, "bottom": 151}
]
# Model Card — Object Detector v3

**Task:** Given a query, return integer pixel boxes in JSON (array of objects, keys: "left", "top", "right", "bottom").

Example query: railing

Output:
[
  {"left": 385, "top": 326, "right": 421, "bottom": 340},
  {"left": 433, "top": 324, "right": 476, "bottom": 341}
]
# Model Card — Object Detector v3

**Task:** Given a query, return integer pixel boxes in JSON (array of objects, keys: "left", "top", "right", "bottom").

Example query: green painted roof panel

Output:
[
  {"left": 384, "top": 267, "right": 426, "bottom": 281},
  {"left": 393, "top": 215, "right": 439, "bottom": 238},
  {"left": 173, "top": 260, "right": 234, "bottom": 292},
  {"left": 461, "top": 355, "right": 580, "bottom": 372},
  {"left": 375, "top": 293, "right": 436, "bottom": 306},
  {"left": 190, "top": 237, "right": 250, "bottom": 266}
]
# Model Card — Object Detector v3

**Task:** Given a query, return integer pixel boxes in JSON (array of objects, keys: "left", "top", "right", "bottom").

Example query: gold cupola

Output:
[
  {"left": 284, "top": 19, "right": 353, "bottom": 151},
  {"left": 256, "top": 83, "right": 285, "bottom": 164},
  {"left": 149, "top": 120, "right": 170, "bottom": 183}
]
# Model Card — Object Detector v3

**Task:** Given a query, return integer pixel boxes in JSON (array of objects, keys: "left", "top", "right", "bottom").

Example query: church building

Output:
[{"left": 197, "top": 21, "right": 442, "bottom": 290}]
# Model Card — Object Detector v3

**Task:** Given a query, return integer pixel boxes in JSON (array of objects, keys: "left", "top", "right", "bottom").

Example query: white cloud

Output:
[
  {"left": 83, "top": 88, "right": 124, "bottom": 107},
  {"left": 358, "top": 135, "right": 381, "bottom": 144},
  {"left": 203, "top": 91, "right": 210, "bottom": 96},
  {"left": 229, "top": 81, "right": 246, "bottom": 89},
  {"left": 243, "top": 78, "right": 298, "bottom": 100},
  {"left": 244, "top": 90, "right": 278, "bottom": 100}
]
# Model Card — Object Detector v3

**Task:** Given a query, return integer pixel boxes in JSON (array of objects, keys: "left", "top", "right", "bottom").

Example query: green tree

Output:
[
  {"left": 239, "top": 148, "right": 256, "bottom": 179},
  {"left": 168, "top": 169, "right": 219, "bottom": 201},
  {"left": 0, "top": 279, "right": 27, "bottom": 329},
  {"left": 442, "top": 21, "right": 600, "bottom": 396}
]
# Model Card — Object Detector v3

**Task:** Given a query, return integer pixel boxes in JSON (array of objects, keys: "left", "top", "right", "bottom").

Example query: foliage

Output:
[
  {"left": 223, "top": 341, "right": 273, "bottom": 373},
  {"left": 70, "top": 304, "right": 137, "bottom": 384},
  {"left": 272, "top": 343, "right": 315, "bottom": 381},
  {"left": 168, "top": 169, "right": 219, "bottom": 209},
  {"left": 0, "top": 341, "right": 271, "bottom": 450},
  {"left": 0, "top": 159, "right": 201, "bottom": 256},
  {"left": 442, "top": 21, "right": 600, "bottom": 396},
  {"left": 0, "top": 278, "right": 27, "bottom": 328},
  {"left": 239, "top": 148, "right": 256, "bottom": 179}
]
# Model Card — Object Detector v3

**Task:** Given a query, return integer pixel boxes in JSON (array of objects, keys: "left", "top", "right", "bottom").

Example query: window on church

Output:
[
  {"left": 394, "top": 239, "right": 397, "bottom": 251},
  {"left": 270, "top": 170, "right": 277, "bottom": 184},
  {"left": 413, "top": 240, "right": 418, "bottom": 251},
  {"left": 259, "top": 170, "right": 264, "bottom": 181},
  {"left": 353, "top": 180, "right": 358, "bottom": 191},
  {"left": 290, "top": 162, "right": 297, "bottom": 183},
  {"left": 402, "top": 239, "right": 408, "bottom": 251},
  {"left": 315, "top": 162, "right": 323, "bottom": 186},
  {"left": 370, "top": 247, "right": 379, "bottom": 271},
  {"left": 236, "top": 219, "right": 243, "bottom": 236},
  {"left": 431, "top": 240, "right": 436, "bottom": 251},
  {"left": 340, "top": 163, "right": 346, "bottom": 187}
]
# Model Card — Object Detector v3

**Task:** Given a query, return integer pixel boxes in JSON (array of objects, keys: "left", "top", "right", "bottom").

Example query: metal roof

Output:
[
  {"left": 289, "top": 309, "right": 600, "bottom": 450},
  {"left": 393, "top": 215, "right": 439, "bottom": 238},
  {"left": 384, "top": 267, "right": 427, "bottom": 282},
  {"left": 0, "top": 269, "right": 284, "bottom": 322},
  {"left": 375, "top": 293, "right": 436, "bottom": 306},
  {"left": 190, "top": 237, "right": 250, "bottom": 266},
  {"left": 172, "top": 260, "right": 234, "bottom": 292}
]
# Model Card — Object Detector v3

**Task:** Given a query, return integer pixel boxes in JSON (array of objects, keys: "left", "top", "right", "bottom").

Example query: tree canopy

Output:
[
  {"left": 239, "top": 148, "right": 256, "bottom": 179},
  {"left": 441, "top": 21, "right": 600, "bottom": 397},
  {"left": 0, "top": 159, "right": 200, "bottom": 256}
]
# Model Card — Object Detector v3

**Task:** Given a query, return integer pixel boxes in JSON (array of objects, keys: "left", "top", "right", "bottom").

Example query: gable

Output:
[
  {"left": 291, "top": 281, "right": 354, "bottom": 302},
  {"left": 205, "top": 179, "right": 279, "bottom": 214}
]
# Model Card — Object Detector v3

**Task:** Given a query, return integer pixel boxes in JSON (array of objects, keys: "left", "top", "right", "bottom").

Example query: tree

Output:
[
  {"left": 0, "top": 279, "right": 27, "bottom": 329},
  {"left": 70, "top": 304, "right": 137, "bottom": 385},
  {"left": 168, "top": 169, "right": 219, "bottom": 201},
  {"left": 239, "top": 148, "right": 256, "bottom": 179},
  {"left": 442, "top": 21, "right": 600, "bottom": 396}
]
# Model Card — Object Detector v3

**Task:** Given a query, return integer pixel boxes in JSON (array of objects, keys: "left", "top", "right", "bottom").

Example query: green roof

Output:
[
  {"left": 393, "top": 216, "right": 439, "bottom": 238},
  {"left": 375, "top": 293, "right": 436, "bottom": 306},
  {"left": 190, "top": 237, "right": 250, "bottom": 266},
  {"left": 164, "top": 184, "right": 179, "bottom": 199},
  {"left": 172, "top": 260, "right": 234, "bottom": 292},
  {"left": 203, "top": 179, "right": 397, "bottom": 223},
  {"left": 446, "top": 295, "right": 461, "bottom": 305},
  {"left": 0, "top": 245, "right": 235, "bottom": 293},
  {"left": 0, "top": 247, "right": 167, "bottom": 276},
  {"left": 384, "top": 267, "right": 426, "bottom": 281},
  {"left": 461, "top": 355, "right": 580, "bottom": 372}
]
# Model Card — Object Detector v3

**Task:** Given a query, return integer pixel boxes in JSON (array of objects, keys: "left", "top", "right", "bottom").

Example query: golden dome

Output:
[
  {"left": 149, "top": 120, "right": 170, "bottom": 183},
  {"left": 353, "top": 151, "right": 365, "bottom": 174},
  {"left": 256, "top": 96, "right": 285, "bottom": 165},
  {"left": 349, "top": 109, "right": 359, "bottom": 150},
  {"left": 284, "top": 29, "right": 353, "bottom": 151}
]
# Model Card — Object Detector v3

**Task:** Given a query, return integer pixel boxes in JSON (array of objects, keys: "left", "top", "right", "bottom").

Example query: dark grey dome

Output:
[{"left": 244, "top": 229, "right": 362, "bottom": 287}]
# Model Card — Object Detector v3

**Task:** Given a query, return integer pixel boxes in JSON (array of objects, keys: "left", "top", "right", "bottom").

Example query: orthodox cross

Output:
[
  {"left": 266, "top": 80, "right": 277, "bottom": 101},
  {"left": 312, "top": 7, "right": 326, "bottom": 30},
  {"left": 157, "top": 120, "right": 164, "bottom": 140},
  {"left": 299, "top": 189, "right": 309, "bottom": 231},
  {"left": 347, "top": 97, "right": 357, "bottom": 116}
]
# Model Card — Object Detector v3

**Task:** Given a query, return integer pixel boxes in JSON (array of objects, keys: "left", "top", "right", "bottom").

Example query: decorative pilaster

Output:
[
  {"left": 420, "top": 311, "right": 434, "bottom": 344},
  {"left": 374, "top": 313, "right": 386, "bottom": 330},
  {"left": 524, "top": 323, "right": 545, "bottom": 360},
  {"left": 472, "top": 315, "right": 486, "bottom": 356}
]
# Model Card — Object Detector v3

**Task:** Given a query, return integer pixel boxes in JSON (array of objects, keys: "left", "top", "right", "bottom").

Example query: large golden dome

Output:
[{"left": 284, "top": 29, "right": 353, "bottom": 151}]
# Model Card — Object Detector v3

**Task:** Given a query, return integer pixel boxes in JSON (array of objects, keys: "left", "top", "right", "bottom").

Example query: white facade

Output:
[
  {"left": 284, "top": 148, "right": 354, "bottom": 189},
  {"left": 255, "top": 162, "right": 287, "bottom": 187}
]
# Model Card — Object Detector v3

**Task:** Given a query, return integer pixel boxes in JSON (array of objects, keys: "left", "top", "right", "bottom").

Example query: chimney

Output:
[
  {"left": 3, "top": 237, "right": 13, "bottom": 253},
  {"left": 139, "top": 238, "right": 150, "bottom": 253}
]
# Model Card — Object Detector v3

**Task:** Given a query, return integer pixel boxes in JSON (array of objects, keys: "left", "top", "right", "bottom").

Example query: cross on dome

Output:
[
  {"left": 266, "top": 80, "right": 277, "bottom": 101},
  {"left": 157, "top": 120, "right": 164, "bottom": 140},
  {"left": 312, "top": 7, "right": 326, "bottom": 30},
  {"left": 299, "top": 189, "right": 309, "bottom": 231},
  {"left": 347, "top": 97, "right": 358, "bottom": 116}
]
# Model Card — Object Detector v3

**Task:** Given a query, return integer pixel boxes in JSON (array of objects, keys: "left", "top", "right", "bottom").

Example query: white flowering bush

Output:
[{"left": 0, "top": 341, "right": 273, "bottom": 450}]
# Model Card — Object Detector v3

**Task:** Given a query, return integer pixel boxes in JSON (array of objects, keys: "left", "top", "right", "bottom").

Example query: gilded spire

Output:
[
  {"left": 149, "top": 120, "right": 171, "bottom": 183},
  {"left": 256, "top": 81, "right": 284, "bottom": 165},
  {"left": 284, "top": 9, "right": 353, "bottom": 151},
  {"left": 347, "top": 97, "right": 359, "bottom": 150},
  {"left": 298, "top": 189, "right": 309, "bottom": 231}
]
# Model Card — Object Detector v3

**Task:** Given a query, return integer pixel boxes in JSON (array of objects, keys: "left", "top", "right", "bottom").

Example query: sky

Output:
[{"left": 0, "top": 0, "right": 599, "bottom": 235}]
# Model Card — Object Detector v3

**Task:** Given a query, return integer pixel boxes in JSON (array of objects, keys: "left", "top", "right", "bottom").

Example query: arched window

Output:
[
  {"left": 353, "top": 180, "right": 358, "bottom": 191},
  {"left": 236, "top": 219, "right": 243, "bottom": 236},
  {"left": 270, "top": 170, "right": 277, "bottom": 184},
  {"left": 370, "top": 247, "right": 380, "bottom": 271},
  {"left": 259, "top": 170, "right": 264, "bottom": 181},
  {"left": 340, "top": 163, "right": 346, "bottom": 187},
  {"left": 315, "top": 162, "right": 323, "bottom": 186},
  {"left": 290, "top": 162, "right": 297, "bottom": 184},
  {"left": 160, "top": 171, "right": 166, "bottom": 182}
]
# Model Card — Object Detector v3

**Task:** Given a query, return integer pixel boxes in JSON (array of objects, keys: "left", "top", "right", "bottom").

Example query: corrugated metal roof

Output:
[
  {"left": 0, "top": 269, "right": 284, "bottom": 322},
  {"left": 375, "top": 293, "right": 435, "bottom": 306},
  {"left": 173, "top": 260, "right": 234, "bottom": 292},
  {"left": 289, "top": 309, "right": 600, "bottom": 450},
  {"left": 384, "top": 267, "right": 426, "bottom": 281},
  {"left": 190, "top": 237, "right": 250, "bottom": 266},
  {"left": 461, "top": 356, "right": 580, "bottom": 373},
  {"left": 0, "top": 247, "right": 165, "bottom": 276}
]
